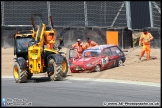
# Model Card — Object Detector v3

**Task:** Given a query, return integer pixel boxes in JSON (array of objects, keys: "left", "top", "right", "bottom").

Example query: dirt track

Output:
[{"left": 1, "top": 47, "right": 160, "bottom": 83}]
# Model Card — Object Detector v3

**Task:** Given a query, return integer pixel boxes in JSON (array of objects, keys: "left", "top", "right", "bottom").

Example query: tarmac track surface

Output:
[{"left": 2, "top": 77, "right": 161, "bottom": 107}]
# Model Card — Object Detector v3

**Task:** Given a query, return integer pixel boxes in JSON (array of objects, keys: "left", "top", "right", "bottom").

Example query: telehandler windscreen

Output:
[{"left": 15, "top": 37, "right": 33, "bottom": 53}]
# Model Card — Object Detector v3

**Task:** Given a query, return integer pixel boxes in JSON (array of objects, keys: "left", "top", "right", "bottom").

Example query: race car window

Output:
[
  {"left": 83, "top": 50, "right": 101, "bottom": 57},
  {"left": 91, "top": 52, "right": 100, "bottom": 57},
  {"left": 84, "top": 52, "right": 91, "bottom": 57},
  {"left": 110, "top": 46, "right": 121, "bottom": 55},
  {"left": 102, "top": 48, "right": 111, "bottom": 56}
]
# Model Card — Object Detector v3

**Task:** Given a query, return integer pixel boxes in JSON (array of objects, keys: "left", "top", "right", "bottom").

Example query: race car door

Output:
[
  {"left": 109, "top": 46, "right": 120, "bottom": 67},
  {"left": 68, "top": 49, "right": 78, "bottom": 63},
  {"left": 101, "top": 48, "right": 114, "bottom": 69}
]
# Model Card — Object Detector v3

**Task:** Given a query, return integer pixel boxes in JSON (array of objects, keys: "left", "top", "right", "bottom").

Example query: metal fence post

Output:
[
  {"left": 125, "top": 1, "right": 132, "bottom": 29},
  {"left": 1, "top": 1, "right": 4, "bottom": 25},
  {"left": 47, "top": 1, "right": 51, "bottom": 27},
  {"left": 149, "top": 1, "right": 153, "bottom": 27},
  {"left": 84, "top": 1, "right": 88, "bottom": 27}
]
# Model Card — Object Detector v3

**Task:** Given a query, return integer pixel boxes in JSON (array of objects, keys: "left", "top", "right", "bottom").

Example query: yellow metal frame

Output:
[
  {"left": 44, "top": 48, "right": 59, "bottom": 54},
  {"left": 27, "top": 23, "right": 59, "bottom": 74}
]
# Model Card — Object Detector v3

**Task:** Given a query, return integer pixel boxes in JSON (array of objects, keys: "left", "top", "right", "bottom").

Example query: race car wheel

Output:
[
  {"left": 117, "top": 59, "right": 123, "bottom": 67},
  {"left": 95, "top": 65, "right": 101, "bottom": 72}
]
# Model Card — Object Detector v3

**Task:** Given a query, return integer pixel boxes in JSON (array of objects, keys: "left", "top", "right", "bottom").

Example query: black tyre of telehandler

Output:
[
  {"left": 13, "top": 62, "right": 28, "bottom": 83},
  {"left": 27, "top": 72, "right": 33, "bottom": 79},
  {"left": 61, "top": 57, "right": 68, "bottom": 77},
  {"left": 48, "top": 58, "right": 62, "bottom": 81}
]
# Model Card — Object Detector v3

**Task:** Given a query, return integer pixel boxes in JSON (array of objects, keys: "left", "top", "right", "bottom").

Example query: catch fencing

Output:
[{"left": 1, "top": 1, "right": 128, "bottom": 27}]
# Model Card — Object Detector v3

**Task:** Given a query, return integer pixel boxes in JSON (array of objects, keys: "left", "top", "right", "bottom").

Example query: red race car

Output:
[{"left": 68, "top": 44, "right": 126, "bottom": 73}]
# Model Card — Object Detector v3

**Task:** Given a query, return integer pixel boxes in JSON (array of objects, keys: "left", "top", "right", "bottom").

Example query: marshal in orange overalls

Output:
[
  {"left": 72, "top": 39, "right": 85, "bottom": 58},
  {"left": 84, "top": 37, "right": 98, "bottom": 49},
  {"left": 46, "top": 33, "right": 56, "bottom": 49},
  {"left": 139, "top": 29, "right": 154, "bottom": 60}
]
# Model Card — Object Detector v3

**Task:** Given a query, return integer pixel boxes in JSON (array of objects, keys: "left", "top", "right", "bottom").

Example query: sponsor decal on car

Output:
[{"left": 79, "top": 58, "right": 91, "bottom": 61}]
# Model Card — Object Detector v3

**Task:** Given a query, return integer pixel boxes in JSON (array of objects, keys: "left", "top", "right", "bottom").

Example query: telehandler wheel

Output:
[
  {"left": 27, "top": 73, "right": 33, "bottom": 79},
  {"left": 48, "top": 58, "right": 62, "bottom": 81},
  {"left": 13, "top": 62, "right": 28, "bottom": 83},
  {"left": 61, "top": 57, "right": 68, "bottom": 77}
]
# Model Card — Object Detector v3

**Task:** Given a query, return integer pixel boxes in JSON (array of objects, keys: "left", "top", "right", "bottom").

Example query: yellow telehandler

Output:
[{"left": 13, "top": 16, "right": 68, "bottom": 83}]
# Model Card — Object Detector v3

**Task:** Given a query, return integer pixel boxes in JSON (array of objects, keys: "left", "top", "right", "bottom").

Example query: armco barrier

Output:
[
  {"left": 1, "top": 26, "right": 107, "bottom": 49},
  {"left": 61, "top": 27, "right": 107, "bottom": 48},
  {"left": 1, "top": 26, "right": 138, "bottom": 49}
]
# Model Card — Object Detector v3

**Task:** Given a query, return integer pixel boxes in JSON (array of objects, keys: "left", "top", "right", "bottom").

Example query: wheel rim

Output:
[
  {"left": 62, "top": 61, "right": 66, "bottom": 72},
  {"left": 96, "top": 65, "right": 100, "bottom": 72},
  {"left": 118, "top": 60, "right": 123, "bottom": 66},
  {"left": 14, "top": 66, "right": 19, "bottom": 79}
]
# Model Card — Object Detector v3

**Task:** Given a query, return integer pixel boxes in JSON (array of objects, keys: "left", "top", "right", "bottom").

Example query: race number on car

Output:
[{"left": 102, "top": 57, "right": 109, "bottom": 65}]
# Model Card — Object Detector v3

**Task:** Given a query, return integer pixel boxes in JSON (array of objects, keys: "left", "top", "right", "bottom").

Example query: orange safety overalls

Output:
[
  {"left": 84, "top": 41, "right": 98, "bottom": 49},
  {"left": 72, "top": 42, "right": 85, "bottom": 58},
  {"left": 46, "top": 34, "right": 56, "bottom": 50},
  {"left": 139, "top": 32, "right": 154, "bottom": 60}
]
